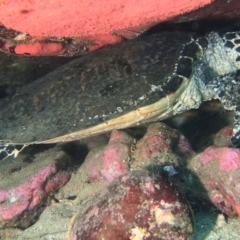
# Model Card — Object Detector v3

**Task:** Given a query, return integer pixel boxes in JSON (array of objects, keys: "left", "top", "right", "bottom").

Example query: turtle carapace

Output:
[{"left": 1, "top": 31, "right": 240, "bottom": 160}]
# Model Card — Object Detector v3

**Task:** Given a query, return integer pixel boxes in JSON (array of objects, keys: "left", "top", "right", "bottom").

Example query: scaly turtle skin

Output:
[{"left": 1, "top": 31, "right": 240, "bottom": 160}]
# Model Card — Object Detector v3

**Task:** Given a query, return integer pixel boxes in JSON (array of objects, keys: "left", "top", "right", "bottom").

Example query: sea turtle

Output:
[{"left": 1, "top": 31, "right": 240, "bottom": 161}]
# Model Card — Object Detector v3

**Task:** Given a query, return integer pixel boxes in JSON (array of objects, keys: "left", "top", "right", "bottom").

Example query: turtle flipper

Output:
[
  {"left": 0, "top": 144, "right": 25, "bottom": 161},
  {"left": 206, "top": 74, "right": 240, "bottom": 147}
]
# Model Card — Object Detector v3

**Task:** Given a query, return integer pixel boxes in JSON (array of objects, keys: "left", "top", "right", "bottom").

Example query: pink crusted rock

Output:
[
  {"left": 82, "top": 130, "right": 134, "bottom": 183},
  {"left": 200, "top": 146, "right": 240, "bottom": 171},
  {"left": 135, "top": 123, "right": 179, "bottom": 156},
  {"left": 0, "top": 147, "right": 70, "bottom": 228},
  {"left": 188, "top": 146, "right": 240, "bottom": 216},
  {"left": 132, "top": 122, "right": 193, "bottom": 172},
  {"left": 218, "top": 126, "right": 233, "bottom": 137},
  {"left": 44, "top": 171, "right": 70, "bottom": 193},
  {"left": 70, "top": 171, "right": 193, "bottom": 240}
]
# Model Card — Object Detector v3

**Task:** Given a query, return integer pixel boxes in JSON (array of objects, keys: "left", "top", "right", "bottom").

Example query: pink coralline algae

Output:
[
  {"left": 82, "top": 123, "right": 194, "bottom": 184},
  {"left": 200, "top": 146, "right": 240, "bottom": 171},
  {"left": 134, "top": 123, "right": 180, "bottom": 158},
  {"left": 0, "top": 161, "right": 70, "bottom": 228},
  {"left": 82, "top": 130, "right": 134, "bottom": 183},
  {"left": 188, "top": 146, "right": 240, "bottom": 216},
  {"left": 70, "top": 171, "right": 193, "bottom": 240}
]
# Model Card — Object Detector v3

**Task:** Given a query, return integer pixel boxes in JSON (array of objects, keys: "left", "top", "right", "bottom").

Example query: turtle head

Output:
[{"left": 221, "top": 32, "right": 240, "bottom": 70}]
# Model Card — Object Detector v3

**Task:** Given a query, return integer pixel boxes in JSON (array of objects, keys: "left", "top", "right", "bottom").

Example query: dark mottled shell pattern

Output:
[{"left": 0, "top": 32, "right": 205, "bottom": 144}]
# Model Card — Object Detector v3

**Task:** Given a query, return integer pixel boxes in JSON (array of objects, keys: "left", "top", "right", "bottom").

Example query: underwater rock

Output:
[
  {"left": 82, "top": 130, "right": 134, "bottom": 183},
  {"left": 188, "top": 146, "right": 240, "bottom": 216},
  {"left": 0, "top": 147, "right": 70, "bottom": 228},
  {"left": 131, "top": 122, "right": 193, "bottom": 174},
  {"left": 213, "top": 126, "right": 233, "bottom": 148},
  {"left": 82, "top": 123, "right": 193, "bottom": 184},
  {"left": 69, "top": 170, "right": 193, "bottom": 240}
]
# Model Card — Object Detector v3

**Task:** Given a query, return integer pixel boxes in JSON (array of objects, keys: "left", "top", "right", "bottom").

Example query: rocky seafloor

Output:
[
  {"left": 0, "top": 106, "right": 240, "bottom": 239},
  {"left": 1, "top": 18, "right": 240, "bottom": 239}
]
